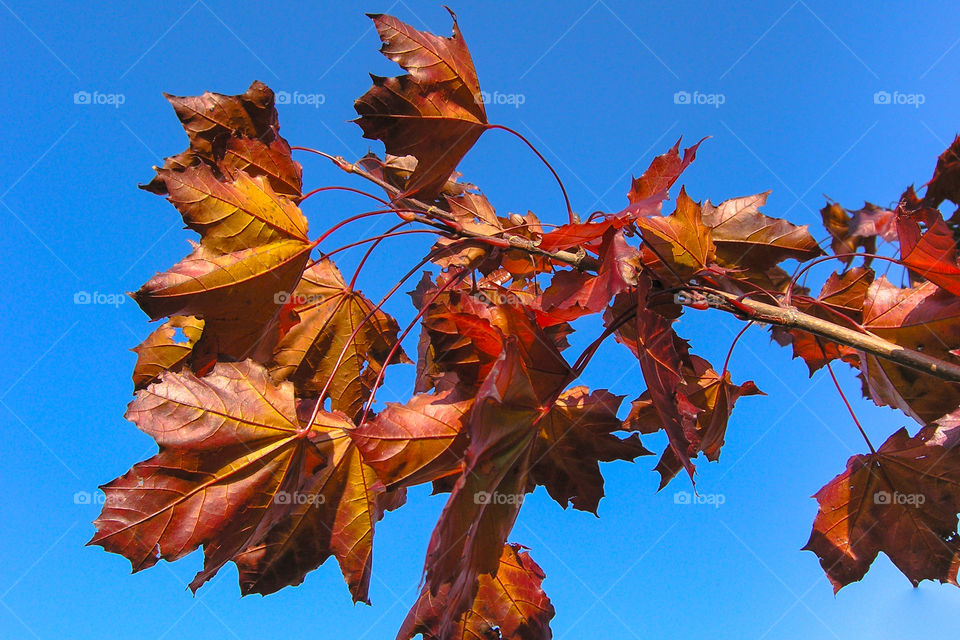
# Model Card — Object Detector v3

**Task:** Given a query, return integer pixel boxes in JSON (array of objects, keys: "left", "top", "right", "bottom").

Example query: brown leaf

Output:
[
  {"left": 231, "top": 397, "right": 405, "bottom": 602},
  {"left": 922, "top": 134, "right": 960, "bottom": 208},
  {"left": 132, "top": 239, "right": 315, "bottom": 361},
  {"left": 859, "top": 277, "right": 960, "bottom": 423},
  {"left": 540, "top": 229, "right": 640, "bottom": 320},
  {"left": 605, "top": 275, "right": 699, "bottom": 486},
  {"left": 164, "top": 80, "right": 279, "bottom": 159},
  {"left": 424, "top": 322, "right": 571, "bottom": 632},
  {"left": 703, "top": 191, "right": 823, "bottom": 269},
  {"left": 89, "top": 362, "right": 344, "bottom": 594},
  {"left": 220, "top": 136, "right": 302, "bottom": 201},
  {"left": 897, "top": 206, "right": 960, "bottom": 297},
  {"left": 131, "top": 315, "right": 204, "bottom": 390},
  {"left": 531, "top": 386, "right": 651, "bottom": 513},
  {"left": 350, "top": 382, "right": 472, "bottom": 490},
  {"left": 636, "top": 186, "right": 715, "bottom": 279},
  {"left": 625, "top": 355, "right": 761, "bottom": 486},
  {"left": 354, "top": 10, "right": 487, "bottom": 199},
  {"left": 804, "top": 426, "right": 960, "bottom": 592},
  {"left": 627, "top": 137, "right": 704, "bottom": 206},
  {"left": 399, "top": 543, "right": 555, "bottom": 640},
  {"left": 270, "top": 259, "right": 408, "bottom": 420},
  {"left": 141, "top": 82, "right": 300, "bottom": 200},
  {"left": 159, "top": 164, "right": 308, "bottom": 253}
]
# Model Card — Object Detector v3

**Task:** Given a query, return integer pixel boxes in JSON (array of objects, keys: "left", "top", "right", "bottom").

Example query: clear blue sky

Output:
[{"left": 2, "top": 1, "right": 958, "bottom": 638}]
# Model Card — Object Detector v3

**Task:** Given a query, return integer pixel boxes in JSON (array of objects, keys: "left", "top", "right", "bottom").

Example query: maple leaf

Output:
[
  {"left": 859, "top": 277, "right": 960, "bottom": 423},
  {"left": 220, "top": 136, "right": 303, "bottom": 200},
  {"left": 819, "top": 200, "right": 887, "bottom": 267},
  {"left": 635, "top": 186, "right": 716, "bottom": 279},
  {"left": 848, "top": 202, "right": 897, "bottom": 243},
  {"left": 702, "top": 191, "right": 823, "bottom": 270},
  {"left": 357, "top": 152, "right": 477, "bottom": 200},
  {"left": 142, "top": 81, "right": 300, "bottom": 200},
  {"left": 627, "top": 137, "right": 704, "bottom": 209},
  {"left": 399, "top": 543, "right": 555, "bottom": 640},
  {"left": 131, "top": 315, "right": 204, "bottom": 390},
  {"left": 530, "top": 386, "right": 651, "bottom": 513},
  {"left": 354, "top": 10, "right": 488, "bottom": 199},
  {"left": 431, "top": 192, "right": 550, "bottom": 278},
  {"left": 350, "top": 381, "right": 472, "bottom": 489},
  {"left": 605, "top": 275, "right": 699, "bottom": 486},
  {"left": 424, "top": 321, "right": 571, "bottom": 631},
  {"left": 230, "top": 396, "right": 405, "bottom": 602},
  {"left": 159, "top": 163, "right": 309, "bottom": 253},
  {"left": 625, "top": 354, "right": 761, "bottom": 486},
  {"left": 538, "top": 219, "right": 617, "bottom": 253},
  {"left": 535, "top": 138, "right": 706, "bottom": 254},
  {"left": 804, "top": 425, "right": 960, "bottom": 592},
  {"left": 270, "top": 259, "right": 408, "bottom": 420},
  {"left": 922, "top": 134, "right": 960, "bottom": 209},
  {"left": 897, "top": 206, "right": 960, "bottom": 297},
  {"left": 88, "top": 361, "right": 389, "bottom": 600},
  {"left": 132, "top": 239, "right": 316, "bottom": 361}
]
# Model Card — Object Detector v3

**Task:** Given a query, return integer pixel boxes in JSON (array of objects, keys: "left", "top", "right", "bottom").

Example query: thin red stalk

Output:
[
  {"left": 301, "top": 185, "right": 390, "bottom": 207},
  {"left": 347, "top": 222, "right": 410, "bottom": 290},
  {"left": 722, "top": 321, "right": 754, "bottom": 376},
  {"left": 572, "top": 305, "right": 637, "bottom": 375},
  {"left": 315, "top": 210, "right": 396, "bottom": 245},
  {"left": 324, "top": 229, "right": 446, "bottom": 259},
  {"left": 824, "top": 355, "right": 878, "bottom": 456},
  {"left": 486, "top": 123, "right": 575, "bottom": 224}
]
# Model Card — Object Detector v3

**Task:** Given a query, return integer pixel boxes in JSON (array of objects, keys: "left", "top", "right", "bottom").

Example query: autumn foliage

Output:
[{"left": 89, "top": 9, "right": 960, "bottom": 639}]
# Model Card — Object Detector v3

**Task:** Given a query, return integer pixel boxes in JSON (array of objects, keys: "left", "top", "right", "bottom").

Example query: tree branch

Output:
[
  {"left": 319, "top": 150, "right": 960, "bottom": 386},
  {"left": 709, "top": 291, "right": 960, "bottom": 384}
]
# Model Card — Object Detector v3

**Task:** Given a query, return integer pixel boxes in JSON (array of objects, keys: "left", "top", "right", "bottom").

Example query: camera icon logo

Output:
[
  {"left": 274, "top": 291, "right": 291, "bottom": 304},
  {"left": 74, "top": 291, "right": 91, "bottom": 304},
  {"left": 276, "top": 91, "right": 291, "bottom": 105},
  {"left": 74, "top": 91, "right": 91, "bottom": 104},
  {"left": 474, "top": 491, "right": 491, "bottom": 504},
  {"left": 673, "top": 90, "right": 691, "bottom": 105},
  {"left": 73, "top": 491, "right": 91, "bottom": 504},
  {"left": 673, "top": 490, "right": 692, "bottom": 504},
  {"left": 874, "top": 490, "right": 891, "bottom": 504},
  {"left": 873, "top": 91, "right": 891, "bottom": 105}
]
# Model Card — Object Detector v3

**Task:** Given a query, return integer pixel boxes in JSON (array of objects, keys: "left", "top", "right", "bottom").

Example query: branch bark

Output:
[{"left": 706, "top": 291, "right": 960, "bottom": 384}]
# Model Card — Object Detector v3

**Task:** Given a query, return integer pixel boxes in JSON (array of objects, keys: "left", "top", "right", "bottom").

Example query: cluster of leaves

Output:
[{"left": 89, "top": 9, "right": 960, "bottom": 639}]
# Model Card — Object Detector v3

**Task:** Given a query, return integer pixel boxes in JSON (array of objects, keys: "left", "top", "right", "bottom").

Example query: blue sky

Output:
[{"left": 2, "top": 1, "right": 959, "bottom": 638}]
